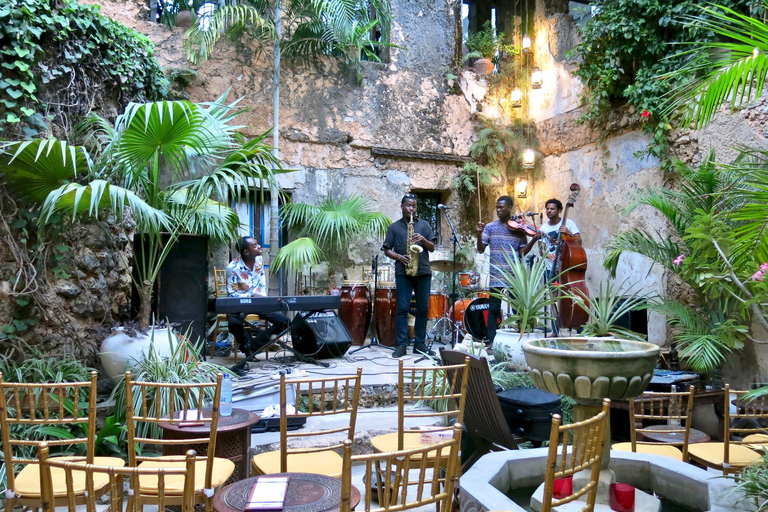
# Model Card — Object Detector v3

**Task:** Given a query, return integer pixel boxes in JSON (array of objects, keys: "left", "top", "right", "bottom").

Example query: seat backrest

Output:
[
  {"left": 340, "top": 423, "right": 462, "bottom": 512},
  {"left": 0, "top": 371, "right": 98, "bottom": 493},
  {"left": 629, "top": 386, "right": 695, "bottom": 460},
  {"left": 124, "top": 371, "right": 223, "bottom": 492},
  {"left": 39, "top": 441, "right": 196, "bottom": 512},
  {"left": 396, "top": 357, "right": 470, "bottom": 451},
  {"left": 279, "top": 368, "right": 363, "bottom": 472},
  {"left": 724, "top": 384, "right": 768, "bottom": 465},
  {"left": 213, "top": 267, "right": 228, "bottom": 298},
  {"left": 541, "top": 399, "right": 610, "bottom": 512},
  {"left": 439, "top": 349, "right": 520, "bottom": 451}
]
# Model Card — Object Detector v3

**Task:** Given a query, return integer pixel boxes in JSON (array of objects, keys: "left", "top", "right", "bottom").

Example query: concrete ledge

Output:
[{"left": 460, "top": 450, "right": 750, "bottom": 512}]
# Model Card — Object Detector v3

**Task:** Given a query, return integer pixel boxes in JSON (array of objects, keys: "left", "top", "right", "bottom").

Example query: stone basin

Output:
[{"left": 523, "top": 337, "right": 659, "bottom": 404}]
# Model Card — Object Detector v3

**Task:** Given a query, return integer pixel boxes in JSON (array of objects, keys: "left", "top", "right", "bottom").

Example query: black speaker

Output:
[
  {"left": 292, "top": 311, "right": 353, "bottom": 359},
  {"left": 133, "top": 234, "right": 208, "bottom": 344}
]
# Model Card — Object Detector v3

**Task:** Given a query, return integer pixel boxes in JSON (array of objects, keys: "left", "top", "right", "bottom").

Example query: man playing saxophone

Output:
[{"left": 382, "top": 193, "right": 436, "bottom": 358}]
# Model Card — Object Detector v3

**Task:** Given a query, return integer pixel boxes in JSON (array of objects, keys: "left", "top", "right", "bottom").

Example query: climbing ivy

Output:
[
  {"left": 569, "top": 0, "right": 763, "bottom": 168},
  {"left": 0, "top": 0, "right": 168, "bottom": 137}
]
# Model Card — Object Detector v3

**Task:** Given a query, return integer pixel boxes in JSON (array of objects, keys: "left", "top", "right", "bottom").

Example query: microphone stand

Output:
[{"left": 350, "top": 254, "right": 394, "bottom": 354}]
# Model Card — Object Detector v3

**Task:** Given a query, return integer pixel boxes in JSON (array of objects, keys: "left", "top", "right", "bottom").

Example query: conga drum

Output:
[
  {"left": 375, "top": 282, "right": 397, "bottom": 347},
  {"left": 339, "top": 281, "right": 371, "bottom": 346}
]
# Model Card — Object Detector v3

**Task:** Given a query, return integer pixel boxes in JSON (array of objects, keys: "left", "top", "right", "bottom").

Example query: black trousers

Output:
[{"left": 228, "top": 312, "right": 290, "bottom": 355}]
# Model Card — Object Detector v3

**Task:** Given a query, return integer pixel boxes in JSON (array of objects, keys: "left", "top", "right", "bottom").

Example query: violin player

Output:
[{"left": 475, "top": 195, "right": 528, "bottom": 347}]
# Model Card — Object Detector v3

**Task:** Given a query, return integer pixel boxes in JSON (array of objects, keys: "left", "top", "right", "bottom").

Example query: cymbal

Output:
[{"left": 430, "top": 260, "right": 465, "bottom": 272}]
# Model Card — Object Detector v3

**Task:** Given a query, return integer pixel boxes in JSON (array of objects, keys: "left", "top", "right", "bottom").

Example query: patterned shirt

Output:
[
  {"left": 226, "top": 256, "right": 266, "bottom": 297},
  {"left": 482, "top": 220, "right": 528, "bottom": 288}
]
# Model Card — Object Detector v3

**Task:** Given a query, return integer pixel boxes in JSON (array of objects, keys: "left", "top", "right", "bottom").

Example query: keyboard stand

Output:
[{"left": 230, "top": 312, "right": 330, "bottom": 376}]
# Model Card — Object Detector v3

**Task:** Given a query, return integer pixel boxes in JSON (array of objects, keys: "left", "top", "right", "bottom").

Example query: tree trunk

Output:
[
  {"left": 268, "top": 0, "right": 282, "bottom": 297},
  {"left": 138, "top": 281, "right": 153, "bottom": 329}
]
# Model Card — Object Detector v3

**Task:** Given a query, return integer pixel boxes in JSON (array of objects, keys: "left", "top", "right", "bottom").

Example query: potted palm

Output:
[
  {"left": 465, "top": 22, "right": 505, "bottom": 75},
  {"left": 0, "top": 95, "right": 290, "bottom": 379},
  {"left": 270, "top": 194, "right": 391, "bottom": 286},
  {"left": 491, "top": 252, "right": 562, "bottom": 369}
]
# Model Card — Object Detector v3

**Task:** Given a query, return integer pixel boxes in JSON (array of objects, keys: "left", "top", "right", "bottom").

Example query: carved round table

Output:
[
  {"left": 213, "top": 473, "right": 361, "bottom": 512},
  {"left": 158, "top": 408, "right": 259, "bottom": 484}
]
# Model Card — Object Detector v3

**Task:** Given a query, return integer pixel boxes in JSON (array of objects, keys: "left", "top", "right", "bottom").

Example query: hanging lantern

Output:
[
  {"left": 523, "top": 148, "right": 535, "bottom": 168},
  {"left": 516, "top": 180, "right": 528, "bottom": 198},
  {"left": 522, "top": 34, "right": 532, "bottom": 53},
  {"left": 531, "top": 67, "right": 543, "bottom": 89},
  {"left": 510, "top": 87, "right": 523, "bottom": 108}
]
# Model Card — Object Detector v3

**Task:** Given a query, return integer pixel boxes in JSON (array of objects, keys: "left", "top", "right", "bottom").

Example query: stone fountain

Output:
[{"left": 523, "top": 337, "right": 660, "bottom": 512}]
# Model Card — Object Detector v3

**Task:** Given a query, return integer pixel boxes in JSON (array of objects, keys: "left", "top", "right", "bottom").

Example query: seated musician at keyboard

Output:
[{"left": 226, "top": 237, "right": 290, "bottom": 355}]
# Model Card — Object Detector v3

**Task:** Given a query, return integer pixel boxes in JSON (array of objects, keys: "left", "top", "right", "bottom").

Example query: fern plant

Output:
[{"left": 455, "top": 118, "right": 541, "bottom": 194}]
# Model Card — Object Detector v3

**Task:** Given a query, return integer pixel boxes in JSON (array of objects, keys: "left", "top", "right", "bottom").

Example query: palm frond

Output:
[
  {"left": 271, "top": 237, "right": 325, "bottom": 274},
  {"left": 167, "top": 188, "right": 240, "bottom": 246},
  {"left": 663, "top": 3, "right": 768, "bottom": 128},
  {"left": 184, "top": 5, "right": 273, "bottom": 65},
  {"left": 603, "top": 229, "right": 683, "bottom": 278}
]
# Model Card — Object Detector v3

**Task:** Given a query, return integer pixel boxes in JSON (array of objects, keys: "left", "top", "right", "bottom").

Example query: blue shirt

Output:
[{"left": 482, "top": 220, "right": 528, "bottom": 287}]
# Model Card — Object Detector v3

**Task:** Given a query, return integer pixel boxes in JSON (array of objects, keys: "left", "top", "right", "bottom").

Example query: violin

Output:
[{"left": 507, "top": 215, "right": 539, "bottom": 237}]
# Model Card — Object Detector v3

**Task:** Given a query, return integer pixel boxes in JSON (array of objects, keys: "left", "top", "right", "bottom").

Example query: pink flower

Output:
[
  {"left": 673, "top": 253, "right": 685, "bottom": 266},
  {"left": 760, "top": 262, "right": 768, "bottom": 272},
  {"left": 641, "top": 109, "right": 651, "bottom": 119},
  {"left": 751, "top": 270, "right": 765, "bottom": 281}
]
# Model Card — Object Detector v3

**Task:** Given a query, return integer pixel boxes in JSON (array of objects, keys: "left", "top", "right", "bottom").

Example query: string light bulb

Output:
[
  {"left": 523, "top": 149, "right": 535, "bottom": 168},
  {"left": 510, "top": 87, "right": 523, "bottom": 108},
  {"left": 522, "top": 34, "right": 532, "bottom": 53},
  {"left": 531, "top": 67, "right": 543, "bottom": 89}
]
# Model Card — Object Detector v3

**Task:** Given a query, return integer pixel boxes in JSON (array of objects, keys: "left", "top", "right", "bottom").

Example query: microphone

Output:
[
  {"left": 526, "top": 212, "right": 538, "bottom": 217},
  {"left": 437, "top": 204, "right": 453, "bottom": 209}
]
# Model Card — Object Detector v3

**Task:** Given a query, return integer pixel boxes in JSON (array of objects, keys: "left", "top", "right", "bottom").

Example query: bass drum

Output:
[{"left": 463, "top": 297, "right": 501, "bottom": 341}]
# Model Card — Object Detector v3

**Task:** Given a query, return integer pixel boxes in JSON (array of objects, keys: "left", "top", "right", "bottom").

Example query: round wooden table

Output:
[
  {"left": 213, "top": 473, "right": 361, "bottom": 512},
  {"left": 158, "top": 408, "right": 260, "bottom": 484},
  {"left": 640, "top": 424, "right": 711, "bottom": 444}
]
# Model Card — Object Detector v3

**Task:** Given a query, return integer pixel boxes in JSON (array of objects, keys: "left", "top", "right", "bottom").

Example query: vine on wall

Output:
[
  {"left": 568, "top": 0, "right": 763, "bottom": 168},
  {"left": 0, "top": 0, "right": 168, "bottom": 137}
]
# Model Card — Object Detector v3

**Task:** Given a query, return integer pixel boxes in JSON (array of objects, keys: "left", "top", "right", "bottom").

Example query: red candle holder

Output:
[
  {"left": 552, "top": 476, "right": 573, "bottom": 499},
  {"left": 610, "top": 483, "right": 635, "bottom": 512}
]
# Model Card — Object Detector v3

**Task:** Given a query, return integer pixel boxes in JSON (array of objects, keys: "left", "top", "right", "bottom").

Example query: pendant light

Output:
[
  {"left": 510, "top": 87, "right": 523, "bottom": 108},
  {"left": 523, "top": 148, "right": 535, "bottom": 168},
  {"left": 522, "top": 34, "right": 532, "bottom": 53},
  {"left": 531, "top": 67, "right": 543, "bottom": 89}
]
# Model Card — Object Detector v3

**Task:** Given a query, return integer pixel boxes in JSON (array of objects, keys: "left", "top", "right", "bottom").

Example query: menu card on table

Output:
[{"left": 245, "top": 476, "right": 290, "bottom": 512}]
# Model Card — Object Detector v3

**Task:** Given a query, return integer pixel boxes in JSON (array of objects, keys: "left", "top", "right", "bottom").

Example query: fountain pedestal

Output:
[{"left": 523, "top": 338, "right": 663, "bottom": 512}]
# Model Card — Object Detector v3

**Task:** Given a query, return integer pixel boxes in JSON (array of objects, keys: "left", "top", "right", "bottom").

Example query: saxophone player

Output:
[{"left": 382, "top": 193, "right": 436, "bottom": 358}]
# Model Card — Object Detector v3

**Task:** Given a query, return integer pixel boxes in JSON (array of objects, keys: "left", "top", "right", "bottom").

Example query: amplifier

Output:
[{"left": 292, "top": 311, "right": 354, "bottom": 359}]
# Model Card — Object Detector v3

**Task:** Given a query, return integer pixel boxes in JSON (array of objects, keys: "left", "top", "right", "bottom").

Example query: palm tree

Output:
[
  {"left": 663, "top": 2, "right": 768, "bottom": 129},
  {"left": 270, "top": 195, "right": 390, "bottom": 284},
  {"left": 0, "top": 95, "right": 291, "bottom": 329},
  {"left": 184, "top": 0, "right": 394, "bottom": 294}
]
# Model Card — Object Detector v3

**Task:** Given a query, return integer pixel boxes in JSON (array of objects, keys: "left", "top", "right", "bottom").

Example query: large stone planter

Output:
[{"left": 100, "top": 325, "right": 175, "bottom": 383}]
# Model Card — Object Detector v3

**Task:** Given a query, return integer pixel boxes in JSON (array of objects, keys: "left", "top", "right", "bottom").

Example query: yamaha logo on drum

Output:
[{"left": 468, "top": 303, "right": 490, "bottom": 311}]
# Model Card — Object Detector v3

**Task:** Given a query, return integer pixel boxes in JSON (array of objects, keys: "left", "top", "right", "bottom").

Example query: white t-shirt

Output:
[{"left": 539, "top": 219, "right": 579, "bottom": 270}]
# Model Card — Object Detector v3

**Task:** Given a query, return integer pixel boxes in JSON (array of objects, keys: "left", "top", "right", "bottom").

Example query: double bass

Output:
[{"left": 552, "top": 184, "right": 589, "bottom": 329}]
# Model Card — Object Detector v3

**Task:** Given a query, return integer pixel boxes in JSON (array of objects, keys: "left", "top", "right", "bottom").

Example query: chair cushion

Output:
[
  {"left": 743, "top": 434, "right": 768, "bottom": 452},
  {"left": 370, "top": 432, "right": 443, "bottom": 460},
  {"left": 14, "top": 456, "right": 126, "bottom": 498},
  {"left": 687, "top": 442, "right": 762, "bottom": 467},
  {"left": 252, "top": 450, "right": 343, "bottom": 478},
  {"left": 138, "top": 457, "right": 235, "bottom": 493},
  {"left": 611, "top": 442, "right": 683, "bottom": 461}
]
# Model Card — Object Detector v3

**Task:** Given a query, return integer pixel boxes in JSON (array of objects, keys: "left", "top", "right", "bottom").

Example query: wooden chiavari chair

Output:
[{"left": 124, "top": 371, "right": 233, "bottom": 512}]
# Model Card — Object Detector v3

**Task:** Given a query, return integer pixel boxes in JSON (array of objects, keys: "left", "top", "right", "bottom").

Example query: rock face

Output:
[{"left": 0, "top": 216, "right": 133, "bottom": 363}]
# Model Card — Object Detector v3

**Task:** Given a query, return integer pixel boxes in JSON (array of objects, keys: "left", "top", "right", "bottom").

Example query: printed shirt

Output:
[
  {"left": 482, "top": 220, "right": 528, "bottom": 288},
  {"left": 539, "top": 219, "right": 580, "bottom": 271},
  {"left": 226, "top": 256, "right": 266, "bottom": 297},
  {"left": 382, "top": 217, "right": 437, "bottom": 277}
]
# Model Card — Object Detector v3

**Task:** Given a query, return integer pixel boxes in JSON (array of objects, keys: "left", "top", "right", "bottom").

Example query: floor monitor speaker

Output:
[{"left": 292, "top": 311, "right": 353, "bottom": 359}]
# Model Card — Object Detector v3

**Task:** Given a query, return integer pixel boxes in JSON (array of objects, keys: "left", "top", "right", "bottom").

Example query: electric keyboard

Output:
[{"left": 215, "top": 295, "right": 341, "bottom": 315}]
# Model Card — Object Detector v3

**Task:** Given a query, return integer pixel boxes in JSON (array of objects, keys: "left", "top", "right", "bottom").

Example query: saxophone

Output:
[{"left": 406, "top": 215, "right": 423, "bottom": 276}]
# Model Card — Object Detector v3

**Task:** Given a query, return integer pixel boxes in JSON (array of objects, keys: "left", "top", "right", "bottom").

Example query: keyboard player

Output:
[{"left": 226, "top": 237, "right": 290, "bottom": 355}]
